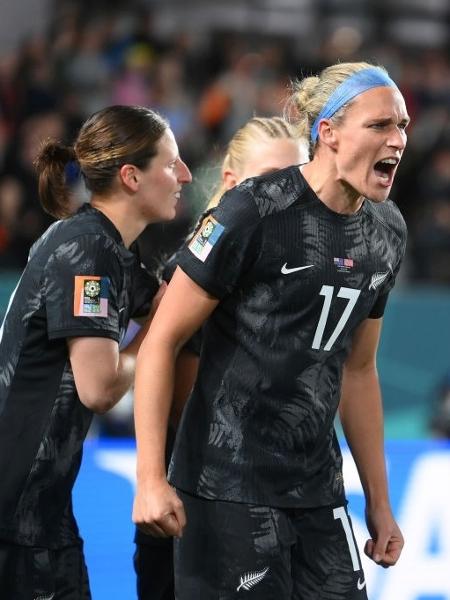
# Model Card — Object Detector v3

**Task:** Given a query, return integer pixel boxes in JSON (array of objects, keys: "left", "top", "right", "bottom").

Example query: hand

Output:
[
  {"left": 364, "top": 503, "right": 404, "bottom": 567},
  {"left": 133, "top": 478, "right": 186, "bottom": 538}
]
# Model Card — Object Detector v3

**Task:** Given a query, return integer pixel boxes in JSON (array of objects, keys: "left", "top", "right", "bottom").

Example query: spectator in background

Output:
[
  {"left": 1, "top": 111, "right": 68, "bottom": 266},
  {"left": 1, "top": 2, "right": 450, "bottom": 289},
  {"left": 0, "top": 175, "right": 28, "bottom": 268},
  {"left": 133, "top": 115, "right": 309, "bottom": 600},
  {"left": 0, "top": 104, "right": 191, "bottom": 599},
  {"left": 133, "top": 61, "right": 408, "bottom": 599},
  {"left": 410, "top": 145, "right": 450, "bottom": 284}
]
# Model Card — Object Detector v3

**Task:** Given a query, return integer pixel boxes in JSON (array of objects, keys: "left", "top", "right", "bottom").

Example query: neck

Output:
[
  {"left": 301, "top": 159, "right": 364, "bottom": 215},
  {"left": 91, "top": 195, "right": 147, "bottom": 248}
]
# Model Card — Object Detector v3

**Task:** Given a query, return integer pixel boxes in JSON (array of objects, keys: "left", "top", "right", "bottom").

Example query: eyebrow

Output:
[{"left": 368, "top": 116, "right": 411, "bottom": 127}]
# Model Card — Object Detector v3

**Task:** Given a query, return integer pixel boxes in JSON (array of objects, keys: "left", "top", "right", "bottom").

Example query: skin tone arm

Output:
[
  {"left": 133, "top": 267, "right": 219, "bottom": 538},
  {"left": 171, "top": 348, "right": 200, "bottom": 427},
  {"left": 339, "top": 317, "right": 404, "bottom": 568},
  {"left": 68, "top": 282, "right": 166, "bottom": 415}
]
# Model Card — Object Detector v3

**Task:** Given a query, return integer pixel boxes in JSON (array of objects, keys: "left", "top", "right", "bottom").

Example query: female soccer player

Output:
[
  {"left": 134, "top": 115, "right": 309, "bottom": 600},
  {"left": 133, "top": 61, "right": 409, "bottom": 599},
  {"left": 0, "top": 105, "right": 191, "bottom": 599}
]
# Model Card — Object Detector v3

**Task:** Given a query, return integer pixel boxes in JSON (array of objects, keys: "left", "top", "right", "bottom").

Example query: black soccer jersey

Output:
[
  {"left": 169, "top": 166, "right": 407, "bottom": 509},
  {"left": 0, "top": 204, "right": 156, "bottom": 548}
]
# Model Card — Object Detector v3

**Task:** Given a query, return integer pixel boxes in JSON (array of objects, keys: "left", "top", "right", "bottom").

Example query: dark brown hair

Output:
[{"left": 34, "top": 105, "right": 168, "bottom": 218}]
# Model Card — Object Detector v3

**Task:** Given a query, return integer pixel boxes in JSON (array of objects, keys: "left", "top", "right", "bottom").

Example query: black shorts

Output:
[
  {"left": 134, "top": 531, "right": 174, "bottom": 600},
  {"left": 174, "top": 491, "right": 368, "bottom": 600},
  {"left": 0, "top": 540, "right": 91, "bottom": 600}
]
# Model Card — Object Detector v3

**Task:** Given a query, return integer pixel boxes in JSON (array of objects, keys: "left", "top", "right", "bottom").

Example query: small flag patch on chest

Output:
[
  {"left": 334, "top": 257, "right": 354, "bottom": 272},
  {"left": 74, "top": 275, "right": 109, "bottom": 317},
  {"left": 188, "top": 216, "right": 225, "bottom": 262}
]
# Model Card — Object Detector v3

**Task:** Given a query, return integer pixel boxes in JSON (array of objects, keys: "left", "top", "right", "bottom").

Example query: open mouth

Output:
[{"left": 374, "top": 158, "right": 398, "bottom": 185}]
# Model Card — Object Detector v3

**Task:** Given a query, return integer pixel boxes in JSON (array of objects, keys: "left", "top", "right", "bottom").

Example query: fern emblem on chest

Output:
[{"left": 236, "top": 566, "right": 270, "bottom": 591}]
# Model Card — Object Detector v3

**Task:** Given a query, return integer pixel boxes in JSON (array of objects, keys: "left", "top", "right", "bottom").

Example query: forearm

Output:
[
  {"left": 100, "top": 317, "right": 155, "bottom": 410},
  {"left": 134, "top": 334, "right": 177, "bottom": 485},
  {"left": 97, "top": 349, "right": 137, "bottom": 412},
  {"left": 339, "top": 364, "right": 390, "bottom": 507}
]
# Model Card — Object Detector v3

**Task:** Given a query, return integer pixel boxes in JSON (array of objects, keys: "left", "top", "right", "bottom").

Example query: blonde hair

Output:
[
  {"left": 286, "top": 61, "right": 387, "bottom": 155},
  {"left": 207, "top": 116, "right": 308, "bottom": 210}
]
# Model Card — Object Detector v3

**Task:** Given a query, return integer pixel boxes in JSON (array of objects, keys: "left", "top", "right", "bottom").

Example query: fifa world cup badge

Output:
[{"left": 74, "top": 275, "right": 109, "bottom": 317}]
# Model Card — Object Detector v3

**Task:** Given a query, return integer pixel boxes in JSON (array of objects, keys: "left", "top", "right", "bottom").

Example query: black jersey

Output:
[
  {"left": 0, "top": 204, "right": 156, "bottom": 548},
  {"left": 169, "top": 166, "right": 407, "bottom": 509}
]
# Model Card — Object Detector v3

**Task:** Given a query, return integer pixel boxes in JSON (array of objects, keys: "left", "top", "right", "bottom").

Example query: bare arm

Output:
[
  {"left": 69, "top": 337, "right": 136, "bottom": 414},
  {"left": 68, "top": 282, "right": 167, "bottom": 414},
  {"left": 339, "top": 317, "right": 404, "bottom": 567},
  {"left": 133, "top": 267, "right": 219, "bottom": 538}
]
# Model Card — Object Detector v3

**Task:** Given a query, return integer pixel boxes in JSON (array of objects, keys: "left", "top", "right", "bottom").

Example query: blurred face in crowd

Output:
[{"left": 329, "top": 86, "right": 409, "bottom": 203}]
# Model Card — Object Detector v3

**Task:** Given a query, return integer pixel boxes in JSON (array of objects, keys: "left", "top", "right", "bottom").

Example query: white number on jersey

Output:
[{"left": 312, "top": 285, "right": 361, "bottom": 351}]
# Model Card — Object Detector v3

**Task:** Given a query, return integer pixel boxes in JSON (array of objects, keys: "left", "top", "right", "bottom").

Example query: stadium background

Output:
[{"left": 1, "top": 1, "right": 450, "bottom": 598}]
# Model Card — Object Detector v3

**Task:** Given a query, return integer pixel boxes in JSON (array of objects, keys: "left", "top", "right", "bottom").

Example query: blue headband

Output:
[{"left": 310, "top": 67, "right": 398, "bottom": 143}]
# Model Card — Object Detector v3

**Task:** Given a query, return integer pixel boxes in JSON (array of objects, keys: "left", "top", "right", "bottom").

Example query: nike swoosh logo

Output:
[
  {"left": 281, "top": 263, "right": 314, "bottom": 275},
  {"left": 357, "top": 577, "right": 366, "bottom": 590}
]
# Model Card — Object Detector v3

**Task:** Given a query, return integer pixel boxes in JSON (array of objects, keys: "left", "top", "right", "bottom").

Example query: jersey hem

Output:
[
  {"left": 168, "top": 480, "right": 346, "bottom": 510},
  {"left": 48, "top": 328, "right": 119, "bottom": 342},
  {"left": 177, "top": 262, "right": 224, "bottom": 300}
]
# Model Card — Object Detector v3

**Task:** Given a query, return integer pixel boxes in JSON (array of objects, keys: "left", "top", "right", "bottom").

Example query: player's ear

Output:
[
  {"left": 318, "top": 119, "right": 339, "bottom": 150},
  {"left": 119, "top": 164, "right": 139, "bottom": 192},
  {"left": 223, "top": 169, "right": 238, "bottom": 190}
]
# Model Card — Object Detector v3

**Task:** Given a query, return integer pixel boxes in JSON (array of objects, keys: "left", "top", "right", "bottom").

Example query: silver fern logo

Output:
[
  {"left": 236, "top": 566, "right": 269, "bottom": 591},
  {"left": 369, "top": 271, "right": 390, "bottom": 290}
]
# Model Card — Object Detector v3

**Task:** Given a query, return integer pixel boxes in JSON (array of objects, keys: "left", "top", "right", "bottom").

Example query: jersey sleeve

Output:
[
  {"left": 176, "top": 188, "right": 261, "bottom": 299},
  {"left": 43, "top": 235, "right": 123, "bottom": 341},
  {"left": 368, "top": 216, "right": 407, "bottom": 319}
]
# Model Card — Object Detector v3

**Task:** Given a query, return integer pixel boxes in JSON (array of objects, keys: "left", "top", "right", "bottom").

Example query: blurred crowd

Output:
[
  {"left": 1, "top": 1, "right": 449, "bottom": 439},
  {"left": 1, "top": 1, "right": 450, "bottom": 284}
]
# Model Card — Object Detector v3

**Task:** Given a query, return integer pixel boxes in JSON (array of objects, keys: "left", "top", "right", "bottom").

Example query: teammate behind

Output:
[
  {"left": 133, "top": 62, "right": 408, "bottom": 599},
  {"left": 0, "top": 105, "right": 191, "bottom": 599}
]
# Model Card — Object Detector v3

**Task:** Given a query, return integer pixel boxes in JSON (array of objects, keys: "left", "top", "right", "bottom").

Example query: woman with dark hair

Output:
[{"left": 0, "top": 105, "right": 191, "bottom": 599}]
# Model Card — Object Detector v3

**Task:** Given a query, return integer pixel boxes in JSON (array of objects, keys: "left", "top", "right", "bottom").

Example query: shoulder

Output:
[
  {"left": 42, "top": 208, "right": 123, "bottom": 260},
  {"left": 30, "top": 214, "right": 126, "bottom": 285},
  {"left": 233, "top": 165, "right": 305, "bottom": 218},
  {"left": 364, "top": 198, "right": 407, "bottom": 245}
]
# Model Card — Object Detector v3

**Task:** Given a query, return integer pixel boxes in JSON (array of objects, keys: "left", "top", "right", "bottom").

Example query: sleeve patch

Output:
[
  {"left": 188, "top": 216, "right": 225, "bottom": 262},
  {"left": 74, "top": 275, "right": 109, "bottom": 317}
]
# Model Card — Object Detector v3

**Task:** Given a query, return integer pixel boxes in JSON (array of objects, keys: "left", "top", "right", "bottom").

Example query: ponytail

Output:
[{"left": 34, "top": 140, "right": 77, "bottom": 219}]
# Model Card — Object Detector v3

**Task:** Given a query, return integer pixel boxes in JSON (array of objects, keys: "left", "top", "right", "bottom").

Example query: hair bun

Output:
[{"left": 34, "top": 140, "right": 75, "bottom": 172}]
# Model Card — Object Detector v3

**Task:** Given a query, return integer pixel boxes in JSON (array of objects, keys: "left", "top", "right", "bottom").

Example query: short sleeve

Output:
[
  {"left": 368, "top": 219, "right": 407, "bottom": 319},
  {"left": 176, "top": 189, "right": 261, "bottom": 299},
  {"left": 44, "top": 235, "right": 123, "bottom": 341},
  {"left": 368, "top": 292, "right": 389, "bottom": 318}
]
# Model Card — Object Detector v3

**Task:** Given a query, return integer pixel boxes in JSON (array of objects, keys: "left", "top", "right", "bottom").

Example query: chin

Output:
[
  {"left": 164, "top": 206, "right": 177, "bottom": 221},
  {"left": 365, "top": 187, "right": 391, "bottom": 204}
]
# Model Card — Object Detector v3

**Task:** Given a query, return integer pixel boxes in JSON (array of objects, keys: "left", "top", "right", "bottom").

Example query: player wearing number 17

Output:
[{"left": 133, "top": 61, "right": 409, "bottom": 599}]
